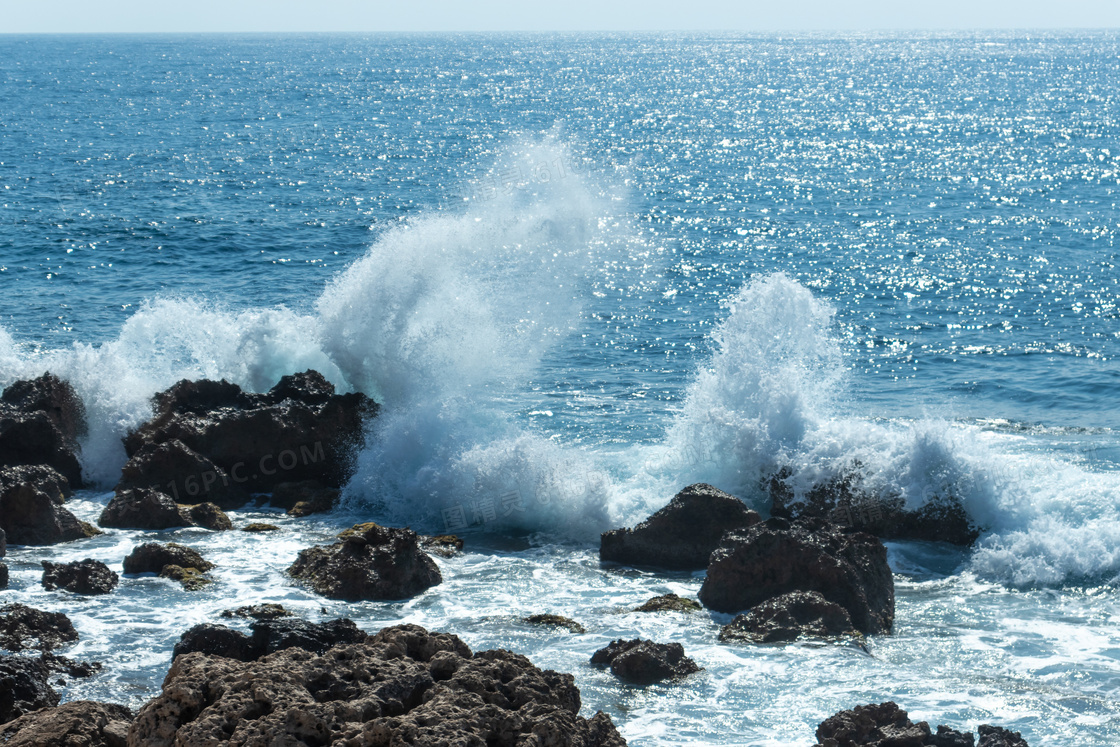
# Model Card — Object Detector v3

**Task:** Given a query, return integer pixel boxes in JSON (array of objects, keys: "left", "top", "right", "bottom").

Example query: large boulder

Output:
[
  {"left": 719, "top": 590, "right": 858, "bottom": 643},
  {"left": 288, "top": 522, "right": 442, "bottom": 601},
  {"left": 129, "top": 623, "right": 627, "bottom": 746},
  {"left": 768, "top": 464, "right": 980, "bottom": 546},
  {"left": 590, "top": 638, "right": 701, "bottom": 685},
  {"left": 99, "top": 489, "right": 230, "bottom": 531},
  {"left": 0, "top": 604, "right": 79, "bottom": 652},
  {"left": 117, "top": 439, "right": 248, "bottom": 509},
  {"left": 173, "top": 617, "right": 368, "bottom": 661},
  {"left": 699, "top": 518, "right": 895, "bottom": 635},
  {"left": 0, "top": 373, "right": 86, "bottom": 487},
  {"left": 0, "top": 700, "right": 133, "bottom": 747},
  {"left": 41, "top": 559, "right": 119, "bottom": 595},
  {"left": 811, "top": 701, "right": 1026, "bottom": 746},
  {"left": 120, "top": 370, "right": 376, "bottom": 496},
  {"left": 0, "top": 465, "right": 97, "bottom": 546},
  {"left": 600, "top": 483, "right": 761, "bottom": 570},
  {"left": 122, "top": 542, "right": 213, "bottom": 575}
]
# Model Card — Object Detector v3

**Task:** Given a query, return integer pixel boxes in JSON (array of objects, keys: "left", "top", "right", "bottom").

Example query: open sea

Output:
[{"left": 1, "top": 32, "right": 1119, "bottom": 745}]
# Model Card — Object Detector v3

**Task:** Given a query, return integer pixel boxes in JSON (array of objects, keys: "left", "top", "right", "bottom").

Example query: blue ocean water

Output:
[{"left": 1, "top": 32, "right": 1119, "bottom": 744}]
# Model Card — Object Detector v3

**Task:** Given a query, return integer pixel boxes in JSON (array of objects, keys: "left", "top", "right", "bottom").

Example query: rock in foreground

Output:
[
  {"left": 600, "top": 483, "right": 761, "bottom": 570},
  {"left": 173, "top": 617, "right": 368, "bottom": 661},
  {"left": 699, "top": 518, "right": 894, "bottom": 635},
  {"left": 0, "top": 373, "right": 86, "bottom": 487},
  {"left": 0, "top": 604, "right": 79, "bottom": 652},
  {"left": 41, "top": 559, "right": 119, "bottom": 596},
  {"left": 0, "top": 700, "right": 133, "bottom": 747},
  {"left": 130, "top": 623, "right": 627, "bottom": 746},
  {"left": 812, "top": 701, "right": 1028, "bottom": 746},
  {"left": 591, "top": 638, "right": 701, "bottom": 685},
  {"left": 719, "top": 591, "right": 858, "bottom": 644},
  {"left": 288, "top": 522, "right": 442, "bottom": 601}
]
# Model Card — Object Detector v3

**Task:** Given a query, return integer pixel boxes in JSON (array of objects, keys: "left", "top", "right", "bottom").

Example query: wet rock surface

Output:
[
  {"left": 812, "top": 701, "right": 1027, "bottom": 746},
  {"left": 241, "top": 522, "right": 280, "bottom": 532},
  {"left": 719, "top": 590, "right": 858, "bottom": 643},
  {"left": 120, "top": 371, "right": 376, "bottom": 499},
  {"left": 699, "top": 518, "right": 895, "bottom": 635},
  {"left": 270, "top": 479, "right": 340, "bottom": 516},
  {"left": 130, "top": 623, "right": 627, "bottom": 746},
  {"left": 41, "top": 558, "right": 119, "bottom": 596},
  {"left": 174, "top": 617, "right": 368, "bottom": 661},
  {"left": 221, "top": 603, "right": 293, "bottom": 620},
  {"left": 98, "top": 488, "right": 232, "bottom": 531},
  {"left": 0, "top": 374, "right": 86, "bottom": 488},
  {"left": 600, "top": 483, "right": 762, "bottom": 570},
  {"left": 0, "top": 654, "right": 60, "bottom": 723},
  {"left": 0, "top": 465, "right": 97, "bottom": 546},
  {"left": 523, "top": 614, "right": 586, "bottom": 633},
  {"left": 634, "top": 593, "right": 702, "bottom": 613},
  {"left": 768, "top": 464, "right": 980, "bottom": 546},
  {"left": 288, "top": 522, "right": 442, "bottom": 601},
  {"left": 421, "top": 533, "right": 464, "bottom": 558},
  {"left": 122, "top": 542, "right": 213, "bottom": 575},
  {"left": 0, "top": 700, "right": 133, "bottom": 747},
  {"left": 0, "top": 604, "right": 79, "bottom": 652},
  {"left": 591, "top": 638, "right": 701, "bottom": 685}
]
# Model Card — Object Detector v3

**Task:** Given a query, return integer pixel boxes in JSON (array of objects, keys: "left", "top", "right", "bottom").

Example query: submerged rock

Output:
[
  {"left": 220, "top": 603, "right": 292, "bottom": 620},
  {"left": 41, "top": 559, "right": 119, "bottom": 596},
  {"left": 0, "top": 604, "right": 79, "bottom": 652},
  {"left": 591, "top": 638, "right": 701, "bottom": 685},
  {"left": 159, "top": 565, "right": 210, "bottom": 590},
  {"left": 0, "top": 700, "right": 133, "bottom": 747},
  {"left": 0, "top": 373, "right": 86, "bottom": 488},
  {"left": 421, "top": 533, "right": 464, "bottom": 557},
  {"left": 600, "top": 483, "right": 761, "bottom": 570},
  {"left": 719, "top": 590, "right": 858, "bottom": 643},
  {"left": 811, "top": 701, "right": 1021, "bottom": 746},
  {"left": 241, "top": 522, "right": 280, "bottom": 533},
  {"left": 0, "top": 465, "right": 97, "bottom": 546},
  {"left": 130, "top": 623, "right": 627, "bottom": 746},
  {"left": 523, "top": 614, "right": 586, "bottom": 634},
  {"left": 699, "top": 518, "right": 895, "bottom": 635},
  {"left": 121, "top": 371, "right": 376, "bottom": 499},
  {"left": 634, "top": 593, "right": 702, "bottom": 613},
  {"left": 768, "top": 464, "right": 980, "bottom": 546},
  {"left": 288, "top": 522, "right": 442, "bottom": 601}
]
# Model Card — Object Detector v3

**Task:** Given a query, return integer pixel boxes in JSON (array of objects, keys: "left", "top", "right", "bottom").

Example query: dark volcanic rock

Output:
[
  {"left": 0, "top": 465, "right": 97, "bottom": 546},
  {"left": 699, "top": 518, "right": 895, "bottom": 635},
  {"left": 0, "top": 604, "right": 79, "bottom": 652},
  {"left": 172, "top": 623, "right": 256, "bottom": 661},
  {"left": 288, "top": 522, "right": 442, "bottom": 601},
  {"left": 769, "top": 464, "right": 980, "bottom": 546},
  {"left": 719, "top": 590, "right": 858, "bottom": 643},
  {"left": 0, "top": 562, "right": 7, "bottom": 589},
  {"left": 117, "top": 439, "right": 248, "bottom": 509},
  {"left": 220, "top": 603, "right": 292, "bottom": 620},
  {"left": 813, "top": 702, "right": 984, "bottom": 747},
  {"left": 122, "top": 542, "right": 213, "bottom": 575},
  {"left": 159, "top": 565, "right": 210, "bottom": 590},
  {"left": 241, "top": 522, "right": 280, "bottom": 532},
  {"left": 181, "top": 501, "right": 232, "bottom": 530},
  {"left": 99, "top": 487, "right": 182, "bottom": 529},
  {"left": 978, "top": 725, "right": 1029, "bottom": 747},
  {"left": 600, "top": 483, "right": 761, "bottom": 570},
  {"left": 0, "top": 373, "right": 86, "bottom": 487},
  {"left": 41, "top": 559, "right": 119, "bottom": 596},
  {"left": 523, "top": 614, "right": 586, "bottom": 634},
  {"left": 130, "top": 623, "right": 627, "bottom": 746},
  {"left": 270, "top": 479, "right": 340, "bottom": 516},
  {"left": 0, "top": 654, "right": 59, "bottom": 723},
  {"left": 591, "top": 638, "right": 701, "bottom": 685},
  {"left": 0, "top": 700, "right": 133, "bottom": 747},
  {"left": 121, "top": 370, "right": 376, "bottom": 496},
  {"left": 1, "top": 526, "right": 6, "bottom": 556},
  {"left": 635, "top": 593, "right": 702, "bottom": 613}
]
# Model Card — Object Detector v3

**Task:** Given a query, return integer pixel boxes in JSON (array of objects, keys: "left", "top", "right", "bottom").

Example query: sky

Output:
[{"left": 1, "top": 0, "right": 1118, "bottom": 33}]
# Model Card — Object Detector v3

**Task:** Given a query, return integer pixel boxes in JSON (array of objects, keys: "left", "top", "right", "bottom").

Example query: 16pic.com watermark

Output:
[{"left": 162, "top": 442, "right": 326, "bottom": 502}]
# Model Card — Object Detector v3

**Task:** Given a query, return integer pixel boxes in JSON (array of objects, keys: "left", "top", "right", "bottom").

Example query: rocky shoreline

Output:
[{"left": 0, "top": 371, "right": 1029, "bottom": 744}]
